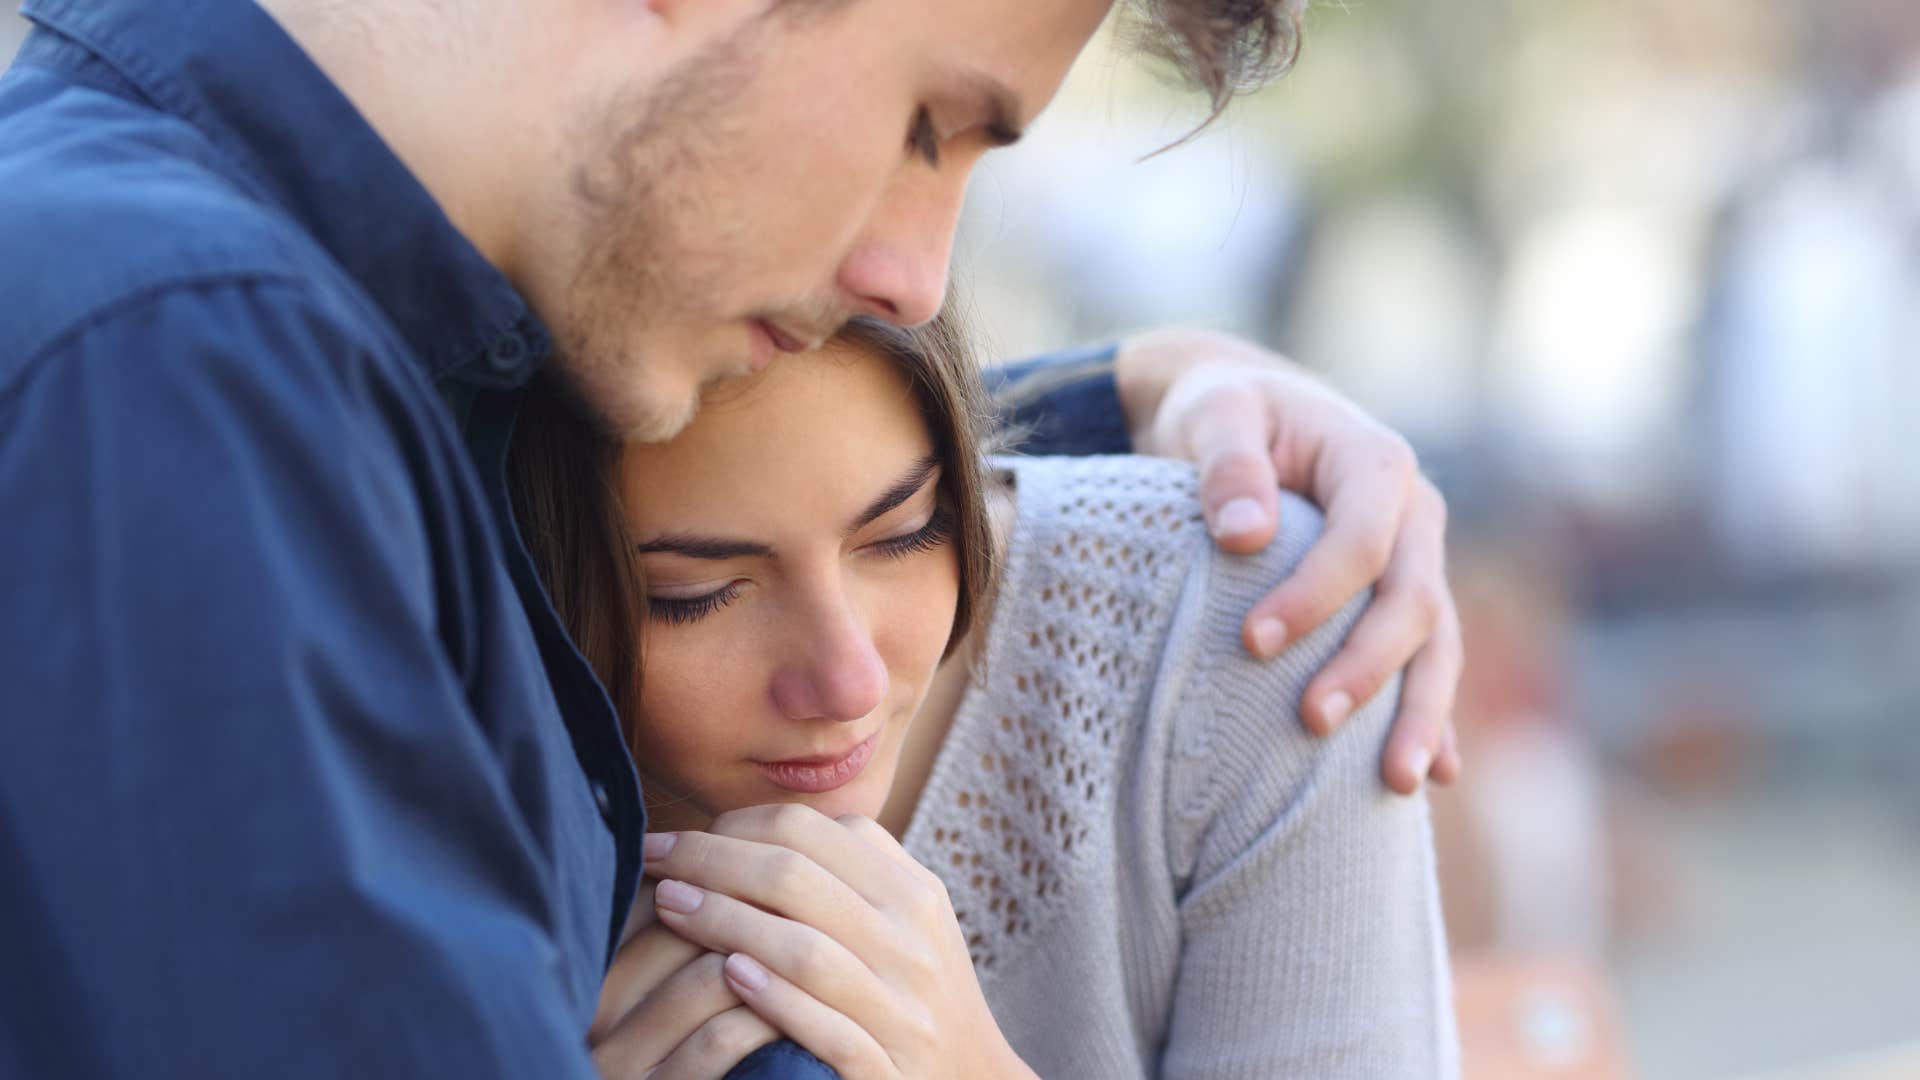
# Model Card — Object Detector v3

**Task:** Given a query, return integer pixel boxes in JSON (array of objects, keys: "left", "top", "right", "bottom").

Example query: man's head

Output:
[{"left": 269, "top": 0, "right": 1302, "bottom": 440}]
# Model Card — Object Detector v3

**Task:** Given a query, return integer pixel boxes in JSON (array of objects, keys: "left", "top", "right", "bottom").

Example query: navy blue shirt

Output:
[{"left": 0, "top": 0, "right": 1127, "bottom": 1076}]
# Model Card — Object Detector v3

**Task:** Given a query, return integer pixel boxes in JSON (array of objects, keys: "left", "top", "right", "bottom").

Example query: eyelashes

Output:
[
  {"left": 645, "top": 508, "right": 957, "bottom": 627},
  {"left": 868, "top": 505, "right": 955, "bottom": 560},
  {"left": 647, "top": 581, "right": 744, "bottom": 627}
]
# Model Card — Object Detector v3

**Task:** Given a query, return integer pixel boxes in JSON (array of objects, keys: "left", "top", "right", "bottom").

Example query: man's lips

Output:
[
  {"left": 760, "top": 321, "right": 811, "bottom": 353},
  {"left": 754, "top": 731, "right": 879, "bottom": 794},
  {"left": 745, "top": 319, "right": 814, "bottom": 374}
]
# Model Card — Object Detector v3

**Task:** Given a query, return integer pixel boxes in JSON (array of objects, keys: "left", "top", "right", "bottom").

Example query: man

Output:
[{"left": 0, "top": 0, "right": 1458, "bottom": 1076}]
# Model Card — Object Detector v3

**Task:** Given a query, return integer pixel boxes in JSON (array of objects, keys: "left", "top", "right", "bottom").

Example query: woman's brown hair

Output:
[{"left": 506, "top": 308, "right": 998, "bottom": 755}]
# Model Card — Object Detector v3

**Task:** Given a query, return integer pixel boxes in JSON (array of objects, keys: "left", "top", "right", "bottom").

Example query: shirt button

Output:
[
  {"left": 487, "top": 336, "right": 527, "bottom": 373},
  {"left": 592, "top": 781, "right": 614, "bottom": 824}
]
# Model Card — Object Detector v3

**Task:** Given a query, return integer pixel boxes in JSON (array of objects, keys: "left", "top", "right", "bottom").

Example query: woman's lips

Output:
[{"left": 755, "top": 731, "right": 879, "bottom": 794}]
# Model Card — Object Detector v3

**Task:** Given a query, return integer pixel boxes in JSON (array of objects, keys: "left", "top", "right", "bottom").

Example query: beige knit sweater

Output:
[{"left": 901, "top": 455, "right": 1458, "bottom": 1078}]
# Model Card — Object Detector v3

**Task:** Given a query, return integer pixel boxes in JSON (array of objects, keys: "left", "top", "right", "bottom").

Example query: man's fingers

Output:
[
  {"left": 1378, "top": 623, "right": 1463, "bottom": 795},
  {"left": 644, "top": 1005, "right": 782, "bottom": 1080},
  {"left": 723, "top": 953, "right": 897, "bottom": 1080},
  {"left": 1297, "top": 589, "right": 1434, "bottom": 737},
  {"left": 1199, "top": 453, "right": 1282, "bottom": 555},
  {"left": 1242, "top": 490, "right": 1407, "bottom": 662},
  {"left": 590, "top": 952, "right": 744, "bottom": 1077},
  {"left": 1433, "top": 725, "right": 1464, "bottom": 785},
  {"left": 1297, "top": 478, "right": 1448, "bottom": 732},
  {"left": 1180, "top": 383, "right": 1282, "bottom": 555}
]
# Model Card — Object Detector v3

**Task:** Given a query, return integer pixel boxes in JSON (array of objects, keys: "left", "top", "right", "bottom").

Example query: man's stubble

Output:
[{"left": 551, "top": 28, "right": 768, "bottom": 444}]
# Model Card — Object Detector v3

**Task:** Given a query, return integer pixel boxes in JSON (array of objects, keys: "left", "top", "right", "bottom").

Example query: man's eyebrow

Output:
[
  {"left": 960, "top": 72, "right": 1026, "bottom": 146},
  {"left": 850, "top": 454, "right": 942, "bottom": 533},
  {"left": 635, "top": 535, "right": 773, "bottom": 560}
]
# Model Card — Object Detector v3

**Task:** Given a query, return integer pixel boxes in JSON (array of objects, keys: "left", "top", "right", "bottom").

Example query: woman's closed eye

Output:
[
  {"left": 647, "top": 580, "right": 745, "bottom": 626},
  {"left": 645, "top": 507, "right": 954, "bottom": 626},
  {"left": 867, "top": 505, "right": 955, "bottom": 560}
]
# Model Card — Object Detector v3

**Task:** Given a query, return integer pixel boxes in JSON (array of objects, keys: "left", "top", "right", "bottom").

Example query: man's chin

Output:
[
  {"left": 613, "top": 392, "right": 700, "bottom": 444},
  {"left": 569, "top": 371, "right": 701, "bottom": 443}
]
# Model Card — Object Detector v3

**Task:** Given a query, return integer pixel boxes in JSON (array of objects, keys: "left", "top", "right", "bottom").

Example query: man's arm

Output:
[
  {"left": 983, "top": 341, "right": 1130, "bottom": 457},
  {"left": 0, "top": 281, "right": 598, "bottom": 1078},
  {"left": 986, "top": 329, "right": 1462, "bottom": 793}
]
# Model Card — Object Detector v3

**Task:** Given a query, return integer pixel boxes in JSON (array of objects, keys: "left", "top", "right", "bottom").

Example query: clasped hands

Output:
[{"left": 590, "top": 804, "right": 1030, "bottom": 1080}]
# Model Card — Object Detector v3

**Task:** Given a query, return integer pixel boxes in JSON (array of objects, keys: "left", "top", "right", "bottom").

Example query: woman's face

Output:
[{"left": 618, "top": 341, "right": 961, "bottom": 827}]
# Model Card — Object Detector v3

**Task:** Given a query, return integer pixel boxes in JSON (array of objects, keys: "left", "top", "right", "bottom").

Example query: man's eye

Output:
[{"left": 907, "top": 106, "right": 941, "bottom": 167}]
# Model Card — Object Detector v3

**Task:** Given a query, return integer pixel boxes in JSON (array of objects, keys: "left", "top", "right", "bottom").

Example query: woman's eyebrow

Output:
[
  {"left": 633, "top": 454, "right": 941, "bottom": 558},
  {"left": 635, "top": 534, "right": 773, "bottom": 560},
  {"left": 849, "top": 453, "right": 942, "bottom": 533}
]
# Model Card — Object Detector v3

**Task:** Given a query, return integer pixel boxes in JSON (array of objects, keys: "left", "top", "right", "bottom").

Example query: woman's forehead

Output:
[{"left": 621, "top": 345, "right": 934, "bottom": 513}]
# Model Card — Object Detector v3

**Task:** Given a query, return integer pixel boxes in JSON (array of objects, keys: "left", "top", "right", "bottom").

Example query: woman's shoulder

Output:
[
  {"left": 996, "top": 455, "right": 1396, "bottom": 873},
  {"left": 994, "top": 453, "right": 1332, "bottom": 612}
]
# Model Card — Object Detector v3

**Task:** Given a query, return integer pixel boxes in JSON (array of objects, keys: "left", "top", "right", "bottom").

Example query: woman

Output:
[{"left": 509, "top": 313, "right": 1456, "bottom": 1078}]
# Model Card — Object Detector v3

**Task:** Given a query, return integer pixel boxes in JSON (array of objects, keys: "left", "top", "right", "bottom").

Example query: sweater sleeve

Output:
[{"left": 1158, "top": 491, "right": 1458, "bottom": 1079}]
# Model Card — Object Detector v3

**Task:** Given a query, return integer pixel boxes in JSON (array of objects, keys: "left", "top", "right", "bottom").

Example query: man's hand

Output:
[
  {"left": 590, "top": 879, "right": 781, "bottom": 1079},
  {"left": 1116, "top": 327, "right": 1463, "bottom": 793}
]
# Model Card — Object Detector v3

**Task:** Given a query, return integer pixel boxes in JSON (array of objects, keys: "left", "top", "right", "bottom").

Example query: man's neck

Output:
[{"left": 253, "top": 0, "right": 527, "bottom": 272}]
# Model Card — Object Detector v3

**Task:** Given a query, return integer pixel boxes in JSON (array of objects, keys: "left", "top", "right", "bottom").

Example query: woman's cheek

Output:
[
  {"left": 635, "top": 634, "right": 757, "bottom": 779},
  {"left": 884, "top": 551, "right": 962, "bottom": 674}
]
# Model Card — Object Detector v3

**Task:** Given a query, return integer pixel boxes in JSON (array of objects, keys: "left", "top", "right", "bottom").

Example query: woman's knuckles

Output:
[
  {"left": 764, "top": 847, "right": 834, "bottom": 902},
  {"left": 690, "top": 1007, "right": 775, "bottom": 1063}
]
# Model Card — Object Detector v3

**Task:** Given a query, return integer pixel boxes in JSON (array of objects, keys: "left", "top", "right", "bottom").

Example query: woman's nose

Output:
[{"left": 768, "top": 603, "right": 889, "bottom": 723}]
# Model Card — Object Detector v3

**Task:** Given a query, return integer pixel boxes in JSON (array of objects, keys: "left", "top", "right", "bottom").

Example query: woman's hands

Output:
[
  {"left": 590, "top": 879, "right": 782, "bottom": 1079},
  {"left": 641, "top": 804, "right": 1036, "bottom": 1080}
]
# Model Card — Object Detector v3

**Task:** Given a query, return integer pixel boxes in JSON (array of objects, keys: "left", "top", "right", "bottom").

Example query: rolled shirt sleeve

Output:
[{"left": 985, "top": 341, "right": 1130, "bottom": 457}]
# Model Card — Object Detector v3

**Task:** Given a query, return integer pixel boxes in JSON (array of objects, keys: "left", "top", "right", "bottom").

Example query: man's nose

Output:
[
  {"left": 834, "top": 171, "right": 967, "bottom": 327},
  {"left": 768, "top": 599, "right": 889, "bottom": 723}
]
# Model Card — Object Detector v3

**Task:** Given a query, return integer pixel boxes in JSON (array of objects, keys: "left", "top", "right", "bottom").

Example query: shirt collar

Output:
[{"left": 20, "top": 0, "right": 549, "bottom": 388}]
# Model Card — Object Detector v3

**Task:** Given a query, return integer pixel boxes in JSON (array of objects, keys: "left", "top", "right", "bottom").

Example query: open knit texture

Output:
[{"left": 901, "top": 455, "right": 1458, "bottom": 1078}]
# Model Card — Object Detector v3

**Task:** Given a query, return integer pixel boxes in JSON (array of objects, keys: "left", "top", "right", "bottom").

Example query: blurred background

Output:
[
  {"left": 7, "top": 3, "right": 1916, "bottom": 1077},
  {"left": 950, "top": 2, "right": 1920, "bottom": 1076}
]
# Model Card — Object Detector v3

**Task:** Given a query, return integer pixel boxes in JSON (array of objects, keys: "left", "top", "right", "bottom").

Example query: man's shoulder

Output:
[{"left": 0, "top": 76, "right": 338, "bottom": 382}]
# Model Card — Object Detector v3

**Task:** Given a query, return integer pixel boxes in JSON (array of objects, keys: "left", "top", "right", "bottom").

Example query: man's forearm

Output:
[{"left": 983, "top": 341, "right": 1129, "bottom": 457}]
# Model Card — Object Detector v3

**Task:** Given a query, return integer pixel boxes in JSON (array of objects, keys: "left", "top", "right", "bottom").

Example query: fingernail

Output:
[
  {"left": 642, "top": 832, "right": 677, "bottom": 861},
  {"left": 1318, "top": 690, "right": 1352, "bottom": 731},
  {"left": 1251, "top": 617, "right": 1288, "bottom": 658},
  {"left": 654, "top": 879, "right": 704, "bottom": 914},
  {"left": 725, "top": 953, "right": 768, "bottom": 993},
  {"left": 1211, "top": 497, "right": 1265, "bottom": 540}
]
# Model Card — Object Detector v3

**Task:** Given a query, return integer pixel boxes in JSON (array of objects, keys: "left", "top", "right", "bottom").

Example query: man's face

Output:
[{"left": 522, "top": 0, "right": 1113, "bottom": 441}]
